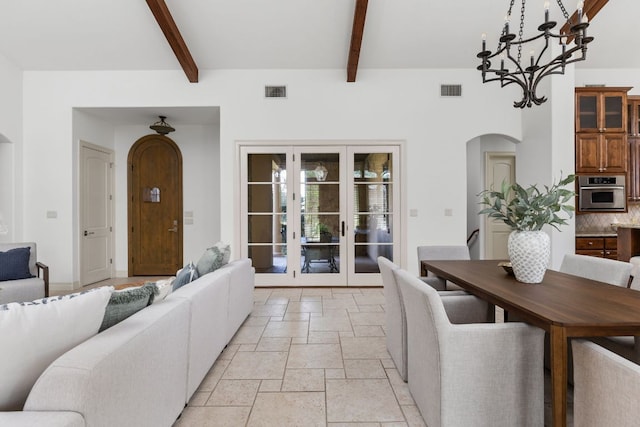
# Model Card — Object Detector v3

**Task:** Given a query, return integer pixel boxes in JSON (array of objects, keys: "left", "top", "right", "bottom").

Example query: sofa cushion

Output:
[
  {"left": 195, "top": 242, "right": 231, "bottom": 276},
  {"left": 173, "top": 262, "right": 199, "bottom": 291},
  {"left": 0, "top": 246, "right": 34, "bottom": 281},
  {"left": 0, "top": 286, "right": 113, "bottom": 411},
  {"left": 100, "top": 282, "right": 158, "bottom": 332}
]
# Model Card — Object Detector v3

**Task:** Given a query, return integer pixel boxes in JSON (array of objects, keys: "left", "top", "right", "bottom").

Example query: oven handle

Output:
[{"left": 580, "top": 186, "right": 625, "bottom": 191}]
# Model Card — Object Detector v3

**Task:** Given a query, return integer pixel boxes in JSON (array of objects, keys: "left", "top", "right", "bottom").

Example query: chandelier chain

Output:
[
  {"left": 517, "top": 0, "right": 526, "bottom": 65},
  {"left": 556, "top": 0, "right": 570, "bottom": 21}
]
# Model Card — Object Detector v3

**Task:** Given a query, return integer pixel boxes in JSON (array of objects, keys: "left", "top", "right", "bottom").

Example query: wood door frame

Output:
[
  {"left": 127, "top": 134, "right": 183, "bottom": 275},
  {"left": 79, "top": 140, "right": 115, "bottom": 285}
]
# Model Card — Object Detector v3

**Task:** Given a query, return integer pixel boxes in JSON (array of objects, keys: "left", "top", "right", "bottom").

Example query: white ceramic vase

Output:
[{"left": 508, "top": 230, "right": 550, "bottom": 283}]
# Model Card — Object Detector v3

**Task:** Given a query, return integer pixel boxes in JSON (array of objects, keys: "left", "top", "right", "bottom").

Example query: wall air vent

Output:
[
  {"left": 265, "top": 85, "right": 287, "bottom": 99},
  {"left": 585, "top": 84, "right": 606, "bottom": 87},
  {"left": 440, "top": 84, "right": 462, "bottom": 97}
]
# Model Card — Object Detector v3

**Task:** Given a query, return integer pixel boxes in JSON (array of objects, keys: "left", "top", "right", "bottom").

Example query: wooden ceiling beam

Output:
[
  {"left": 560, "top": 0, "right": 609, "bottom": 44},
  {"left": 146, "top": 0, "right": 199, "bottom": 83},
  {"left": 347, "top": 0, "right": 368, "bottom": 83}
]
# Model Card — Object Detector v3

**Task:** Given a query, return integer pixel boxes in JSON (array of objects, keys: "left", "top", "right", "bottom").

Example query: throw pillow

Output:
[
  {"left": 152, "top": 278, "right": 174, "bottom": 303},
  {"left": 0, "top": 246, "right": 34, "bottom": 281},
  {"left": 99, "top": 282, "right": 158, "bottom": 332},
  {"left": 195, "top": 242, "right": 231, "bottom": 276},
  {"left": 0, "top": 286, "right": 113, "bottom": 411},
  {"left": 172, "top": 262, "right": 199, "bottom": 291}
]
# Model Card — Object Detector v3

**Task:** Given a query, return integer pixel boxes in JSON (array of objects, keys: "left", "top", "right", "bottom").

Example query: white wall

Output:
[
  {"left": 18, "top": 68, "right": 535, "bottom": 286},
  {"left": 0, "top": 52, "right": 22, "bottom": 242}
]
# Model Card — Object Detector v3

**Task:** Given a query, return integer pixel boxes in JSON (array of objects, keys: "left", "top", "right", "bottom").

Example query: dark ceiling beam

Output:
[
  {"left": 145, "top": 0, "right": 199, "bottom": 83},
  {"left": 347, "top": 0, "right": 368, "bottom": 82},
  {"left": 560, "top": 0, "right": 609, "bottom": 44}
]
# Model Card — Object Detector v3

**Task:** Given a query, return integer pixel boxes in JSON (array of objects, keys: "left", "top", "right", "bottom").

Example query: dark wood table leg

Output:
[{"left": 549, "top": 325, "right": 568, "bottom": 427}]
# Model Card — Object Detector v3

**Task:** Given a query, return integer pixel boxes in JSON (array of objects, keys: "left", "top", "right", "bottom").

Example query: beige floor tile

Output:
[
  {"left": 256, "top": 337, "right": 291, "bottom": 352},
  {"left": 325, "top": 368, "right": 346, "bottom": 379},
  {"left": 349, "top": 312, "right": 386, "bottom": 326},
  {"left": 310, "top": 315, "right": 353, "bottom": 332},
  {"left": 244, "top": 316, "right": 271, "bottom": 326},
  {"left": 308, "top": 331, "right": 340, "bottom": 344},
  {"left": 266, "top": 296, "right": 290, "bottom": 304},
  {"left": 283, "top": 311, "right": 310, "bottom": 321},
  {"left": 401, "top": 405, "right": 427, "bottom": 427},
  {"left": 259, "top": 379, "right": 282, "bottom": 392},
  {"left": 344, "top": 359, "right": 387, "bottom": 379},
  {"left": 381, "top": 358, "right": 396, "bottom": 369},
  {"left": 323, "top": 297, "right": 359, "bottom": 311},
  {"left": 287, "top": 343, "right": 344, "bottom": 369},
  {"left": 173, "top": 406, "right": 251, "bottom": 427},
  {"left": 230, "top": 325, "right": 266, "bottom": 344},
  {"left": 386, "top": 369, "right": 415, "bottom": 405},
  {"left": 328, "top": 423, "right": 381, "bottom": 427},
  {"left": 281, "top": 368, "right": 325, "bottom": 391},
  {"left": 358, "top": 304, "right": 385, "bottom": 313},
  {"left": 238, "top": 344, "right": 257, "bottom": 351},
  {"left": 218, "top": 344, "right": 240, "bottom": 360},
  {"left": 187, "top": 391, "right": 210, "bottom": 406},
  {"left": 341, "top": 337, "right": 389, "bottom": 359},
  {"left": 291, "top": 337, "right": 307, "bottom": 344},
  {"left": 262, "top": 320, "right": 309, "bottom": 338},
  {"left": 382, "top": 423, "right": 408, "bottom": 427},
  {"left": 339, "top": 331, "right": 355, "bottom": 338},
  {"left": 287, "top": 301, "right": 323, "bottom": 313},
  {"left": 222, "top": 351, "right": 287, "bottom": 380},
  {"left": 301, "top": 295, "right": 323, "bottom": 301},
  {"left": 207, "top": 379, "right": 260, "bottom": 406},
  {"left": 197, "top": 359, "right": 230, "bottom": 392},
  {"left": 354, "top": 325, "right": 385, "bottom": 337},
  {"left": 302, "top": 288, "right": 333, "bottom": 297},
  {"left": 326, "top": 379, "right": 405, "bottom": 423},
  {"left": 355, "top": 294, "right": 386, "bottom": 305},
  {"left": 269, "top": 289, "right": 302, "bottom": 301},
  {"left": 251, "top": 304, "right": 287, "bottom": 317},
  {"left": 247, "top": 392, "right": 326, "bottom": 427},
  {"left": 332, "top": 289, "right": 363, "bottom": 295}
]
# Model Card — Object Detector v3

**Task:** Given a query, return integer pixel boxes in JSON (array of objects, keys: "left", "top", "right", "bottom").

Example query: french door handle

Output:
[
  {"left": 84, "top": 230, "right": 95, "bottom": 236},
  {"left": 168, "top": 226, "right": 178, "bottom": 232},
  {"left": 341, "top": 221, "right": 345, "bottom": 237}
]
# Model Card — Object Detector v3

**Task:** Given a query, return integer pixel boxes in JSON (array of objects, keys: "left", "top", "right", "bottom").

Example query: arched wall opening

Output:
[{"left": 466, "top": 133, "right": 519, "bottom": 260}]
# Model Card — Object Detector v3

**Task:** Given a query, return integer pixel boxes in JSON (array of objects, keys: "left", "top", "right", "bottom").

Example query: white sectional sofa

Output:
[{"left": 0, "top": 258, "right": 254, "bottom": 427}]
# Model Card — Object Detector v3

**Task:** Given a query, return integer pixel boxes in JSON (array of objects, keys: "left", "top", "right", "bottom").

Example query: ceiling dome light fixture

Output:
[
  {"left": 477, "top": 0, "right": 593, "bottom": 108},
  {"left": 149, "top": 116, "right": 175, "bottom": 135}
]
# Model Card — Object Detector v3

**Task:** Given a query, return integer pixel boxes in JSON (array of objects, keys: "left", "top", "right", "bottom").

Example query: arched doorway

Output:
[{"left": 128, "top": 135, "right": 183, "bottom": 275}]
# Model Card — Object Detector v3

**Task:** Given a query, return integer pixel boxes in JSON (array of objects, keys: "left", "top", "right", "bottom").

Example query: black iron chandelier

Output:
[{"left": 477, "top": 0, "right": 593, "bottom": 108}]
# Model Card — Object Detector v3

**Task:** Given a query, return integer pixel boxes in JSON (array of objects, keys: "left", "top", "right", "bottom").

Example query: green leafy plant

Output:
[{"left": 478, "top": 174, "right": 576, "bottom": 231}]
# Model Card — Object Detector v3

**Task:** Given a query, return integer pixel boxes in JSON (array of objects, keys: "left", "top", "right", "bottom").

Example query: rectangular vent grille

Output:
[
  {"left": 585, "top": 84, "right": 606, "bottom": 87},
  {"left": 440, "top": 84, "right": 462, "bottom": 97},
  {"left": 265, "top": 85, "right": 287, "bottom": 98}
]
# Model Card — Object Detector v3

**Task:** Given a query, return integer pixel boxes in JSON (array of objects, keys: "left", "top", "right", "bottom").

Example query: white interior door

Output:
[
  {"left": 80, "top": 142, "right": 114, "bottom": 285},
  {"left": 483, "top": 151, "right": 515, "bottom": 260},
  {"left": 241, "top": 143, "right": 401, "bottom": 287}
]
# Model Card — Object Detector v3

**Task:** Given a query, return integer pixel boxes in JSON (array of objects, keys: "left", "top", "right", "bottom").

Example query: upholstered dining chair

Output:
[
  {"left": 557, "top": 253, "right": 636, "bottom": 378},
  {"left": 572, "top": 339, "right": 640, "bottom": 427},
  {"left": 394, "top": 268, "right": 544, "bottom": 427},
  {"left": 559, "top": 253, "right": 633, "bottom": 287},
  {"left": 377, "top": 256, "right": 485, "bottom": 382},
  {"left": 417, "top": 245, "right": 469, "bottom": 291}
]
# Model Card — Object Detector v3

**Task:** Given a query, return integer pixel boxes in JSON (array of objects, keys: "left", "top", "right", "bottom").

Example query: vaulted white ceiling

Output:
[{"left": 0, "top": 0, "right": 636, "bottom": 77}]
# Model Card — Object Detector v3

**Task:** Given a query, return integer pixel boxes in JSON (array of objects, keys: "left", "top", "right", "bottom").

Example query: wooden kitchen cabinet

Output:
[
  {"left": 576, "top": 236, "right": 618, "bottom": 259},
  {"left": 575, "top": 87, "right": 631, "bottom": 175},
  {"left": 576, "top": 133, "right": 627, "bottom": 173},
  {"left": 628, "top": 96, "right": 640, "bottom": 200},
  {"left": 576, "top": 88, "right": 630, "bottom": 133}
]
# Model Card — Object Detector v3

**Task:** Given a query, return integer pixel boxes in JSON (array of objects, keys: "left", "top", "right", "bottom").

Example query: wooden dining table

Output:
[{"left": 421, "top": 259, "right": 640, "bottom": 427}]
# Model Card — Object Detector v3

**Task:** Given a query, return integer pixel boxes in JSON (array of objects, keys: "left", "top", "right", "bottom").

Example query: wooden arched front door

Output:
[{"left": 128, "top": 135, "right": 183, "bottom": 275}]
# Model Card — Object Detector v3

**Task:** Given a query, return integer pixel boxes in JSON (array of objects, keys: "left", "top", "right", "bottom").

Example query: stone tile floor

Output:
[{"left": 172, "top": 287, "right": 572, "bottom": 427}]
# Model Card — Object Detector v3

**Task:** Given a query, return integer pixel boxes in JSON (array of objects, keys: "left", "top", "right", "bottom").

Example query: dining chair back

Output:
[
  {"left": 417, "top": 245, "right": 469, "bottom": 291},
  {"left": 394, "top": 268, "right": 544, "bottom": 427},
  {"left": 559, "top": 254, "right": 632, "bottom": 287}
]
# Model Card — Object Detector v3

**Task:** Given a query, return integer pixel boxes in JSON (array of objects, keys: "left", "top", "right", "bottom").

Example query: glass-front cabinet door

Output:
[{"left": 241, "top": 144, "right": 400, "bottom": 286}]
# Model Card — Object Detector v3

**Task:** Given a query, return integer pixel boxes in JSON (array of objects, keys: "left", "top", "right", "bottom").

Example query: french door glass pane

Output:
[
  {"left": 247, "top": 153, "right": 286, "bottom": 274},
  {"left": 353, "top": 152, "right": 394, "bottom": 273},
  {"left": 300, "top": 153, "right": 340, "bottom": 274}
]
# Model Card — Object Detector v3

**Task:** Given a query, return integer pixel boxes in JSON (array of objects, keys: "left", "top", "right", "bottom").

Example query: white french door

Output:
[{"left": 240, "top": 143, "right": 400, "bottom": 286}]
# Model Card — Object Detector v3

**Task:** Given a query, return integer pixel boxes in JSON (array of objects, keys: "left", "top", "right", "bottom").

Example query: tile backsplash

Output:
[{"left": 576, "top": 203, "right": 640, "bottom": 233}]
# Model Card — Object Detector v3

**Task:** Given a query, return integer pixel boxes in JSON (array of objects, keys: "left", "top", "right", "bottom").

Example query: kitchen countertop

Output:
[
  {"left": 576, "top": 232, "right": 618, "bottom": 237},
  {"left": 612, "top": 223, "right": 640, "bottom": 229}
]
